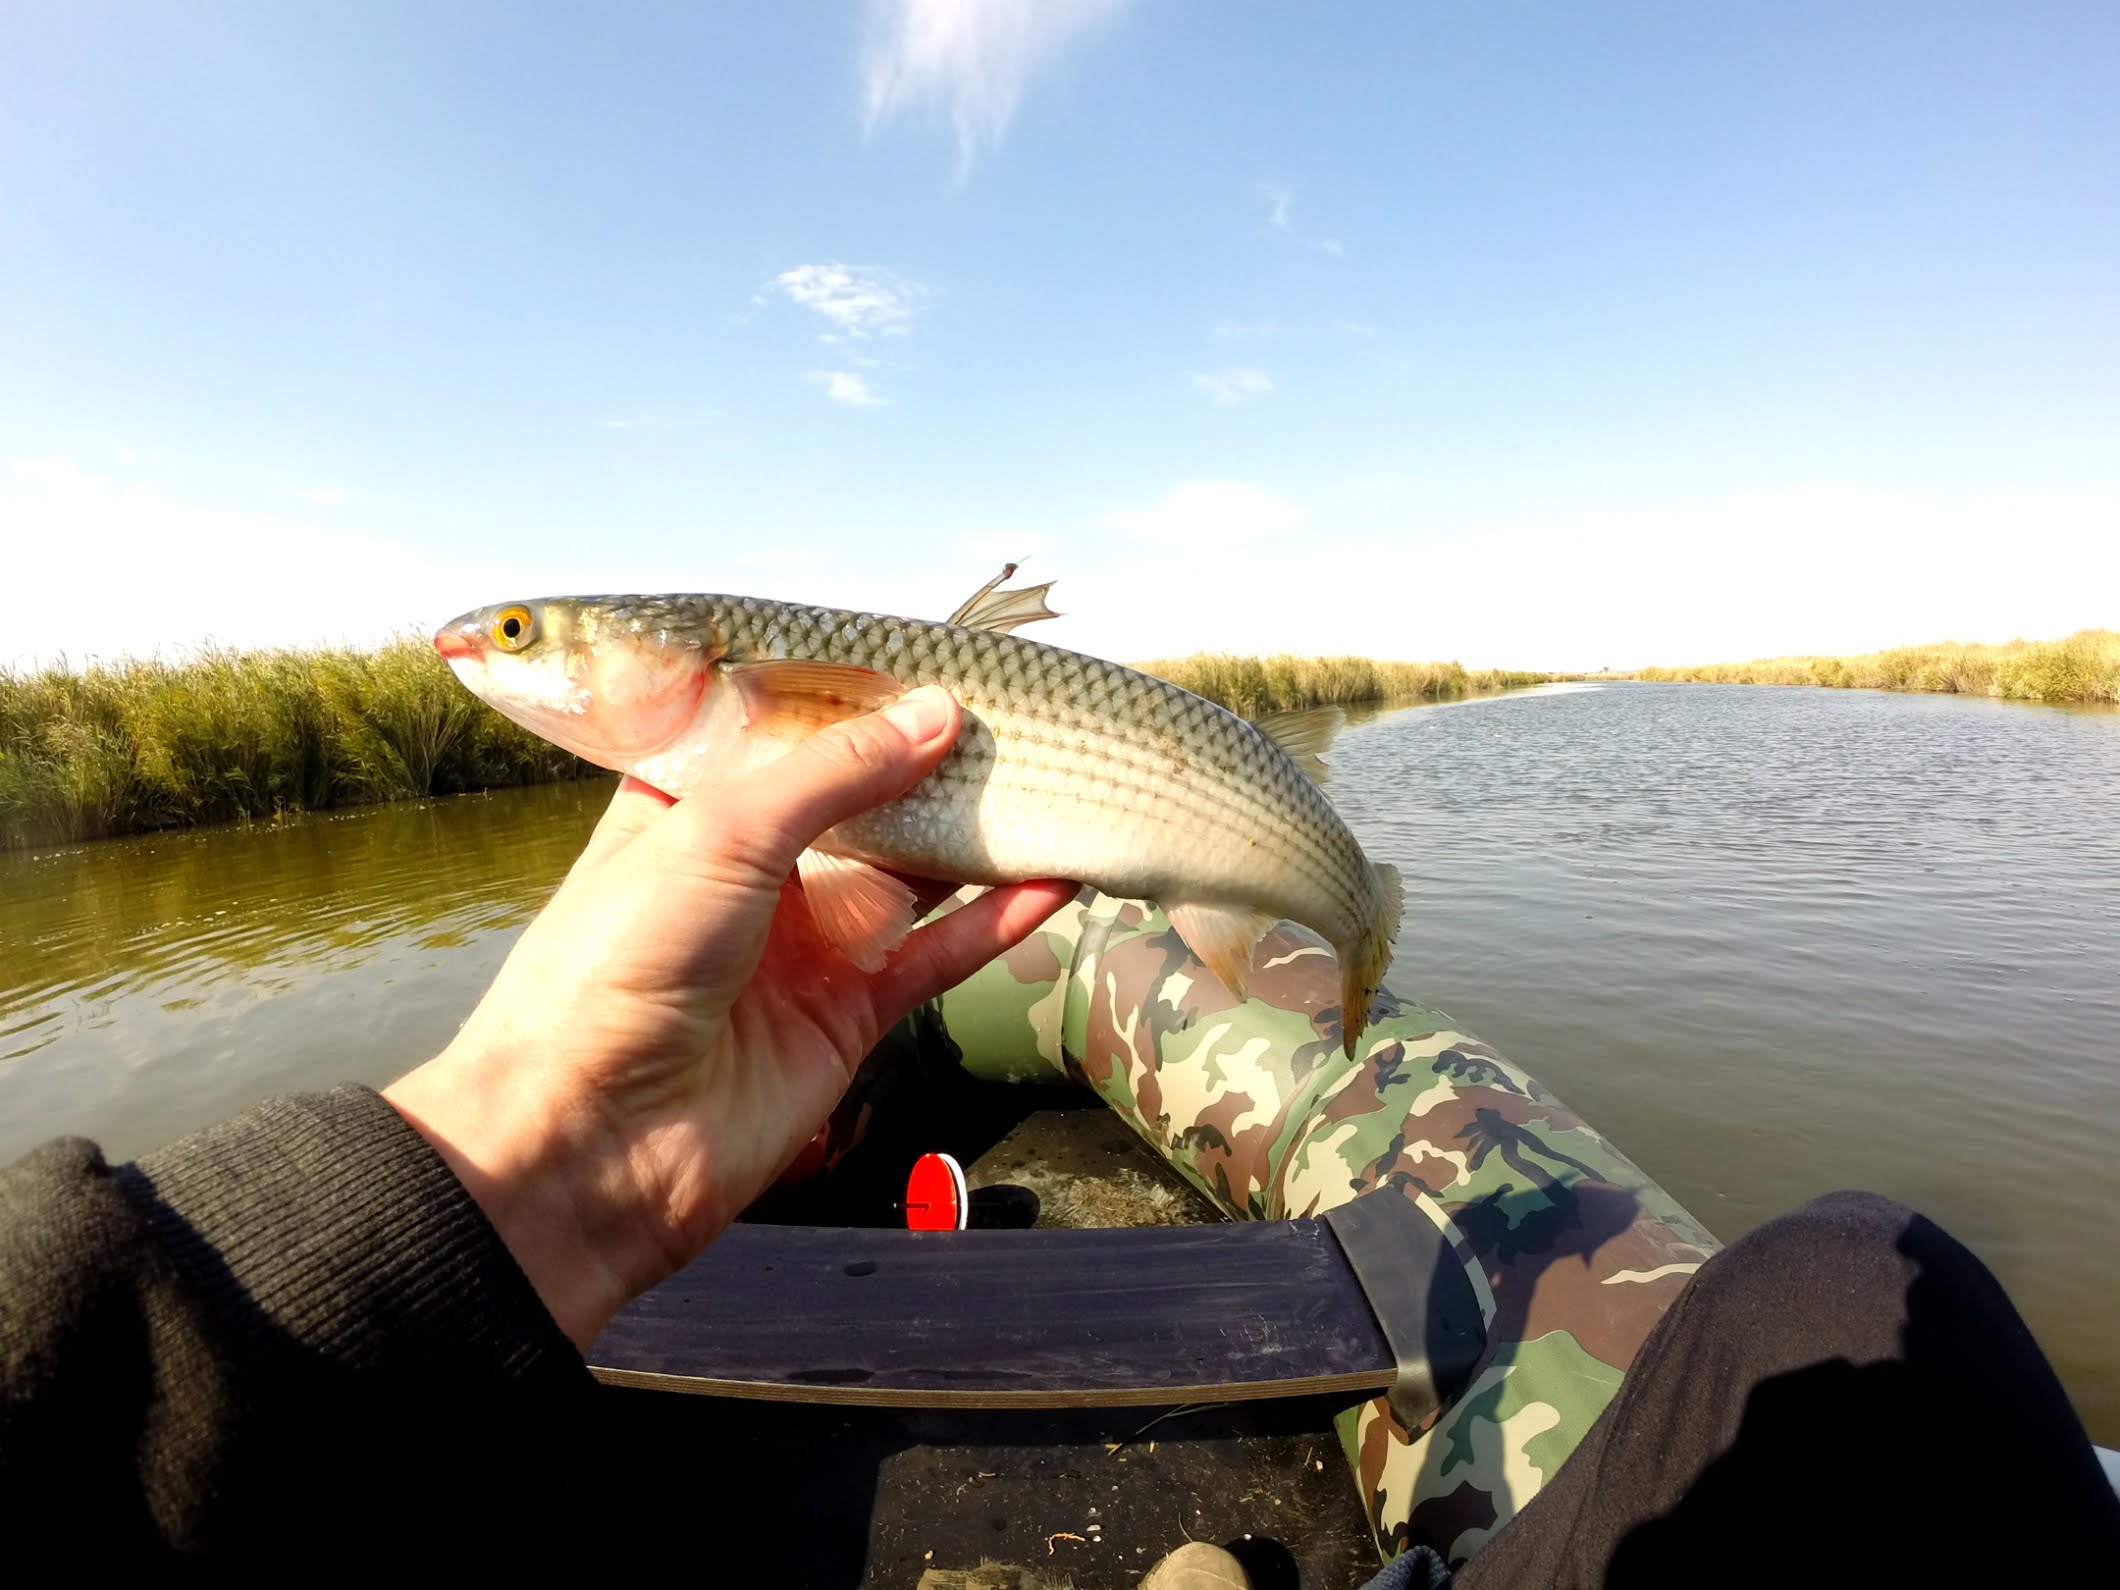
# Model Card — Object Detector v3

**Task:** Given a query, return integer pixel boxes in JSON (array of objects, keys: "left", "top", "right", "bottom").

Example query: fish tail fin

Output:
[{"left": 1338, "top": 862, "right": 1403, "bottom": 1059}]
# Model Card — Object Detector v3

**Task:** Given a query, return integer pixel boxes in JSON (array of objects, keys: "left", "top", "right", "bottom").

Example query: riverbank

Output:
[
  {"left": 1634, "top": 629, "right": 2119, "bottom": 704},
  {"left": 1136, "top": 653, "right": 1549, "bottom": 716},
  {"left": 1, "top": 640, "right": 588, "bottom": 849}
]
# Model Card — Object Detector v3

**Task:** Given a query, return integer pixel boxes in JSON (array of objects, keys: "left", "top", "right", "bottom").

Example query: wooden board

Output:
[{"left": 588, "top": 1218, "right": 1399, "bottom": 1408}]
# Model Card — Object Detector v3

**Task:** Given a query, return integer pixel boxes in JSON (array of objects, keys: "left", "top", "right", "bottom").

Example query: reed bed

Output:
[
  {"left": 1136, "top": 653, "right": 1549, "bottom": 718},
  {"left": 0, "top": 638, "right": 589, "bottom": 849},
  {"left": 1634, "top": 629, "right": 2120, "bottom": 705}
]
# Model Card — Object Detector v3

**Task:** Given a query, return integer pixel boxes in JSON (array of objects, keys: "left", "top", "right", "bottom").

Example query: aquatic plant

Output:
[
  {"left": 0, "top": 638, "right": 589, "bottom": 849},
  {"left": 1136, "top": 653, "right": 1549, "bottom": 717},
  {"left": 1633, "top": 630, "right": 2119, "bottom": 705}
]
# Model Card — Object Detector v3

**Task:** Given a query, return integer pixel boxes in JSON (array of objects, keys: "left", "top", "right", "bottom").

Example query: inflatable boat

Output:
[{"left": 593, "top": 887, "right": 1720, "bottom": 1573}]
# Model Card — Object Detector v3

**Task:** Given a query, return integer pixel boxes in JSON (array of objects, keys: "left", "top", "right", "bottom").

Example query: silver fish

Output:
[{"left": 435, "top": 577, "right": 1402, "bottom": 1056}]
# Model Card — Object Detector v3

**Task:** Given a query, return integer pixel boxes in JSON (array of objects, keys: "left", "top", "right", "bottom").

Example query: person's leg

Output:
[{"left": 1457, "top": 1190, "right": 2120, "bottom": 1588}]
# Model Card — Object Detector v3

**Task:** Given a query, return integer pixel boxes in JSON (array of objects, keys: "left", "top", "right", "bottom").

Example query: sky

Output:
[{"left": 2, "top": 0, "right": 2116, "bottom": 672}]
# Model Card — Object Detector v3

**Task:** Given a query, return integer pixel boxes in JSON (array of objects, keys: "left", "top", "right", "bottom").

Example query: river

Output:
[{"left": 3, "top": 682, "right": 2116, "bottom": 1441}]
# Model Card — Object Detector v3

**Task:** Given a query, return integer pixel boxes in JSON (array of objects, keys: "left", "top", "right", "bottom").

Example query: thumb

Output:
[{"left": 666, "top": 685, "right": 962, "bottom": 883}]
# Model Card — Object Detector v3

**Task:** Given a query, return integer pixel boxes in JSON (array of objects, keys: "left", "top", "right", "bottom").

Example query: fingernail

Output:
[{"left": 882, "top": 686, "right": 953, "bottom": 742}]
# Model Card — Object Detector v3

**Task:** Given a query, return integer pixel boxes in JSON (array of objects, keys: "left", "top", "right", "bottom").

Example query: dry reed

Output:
[
  {"left": 1135, "top": 652, "right": 1548, "bottom": 717},
  {"left": 1, "top": 638, "right": 588, "bottom": 849},
  {"left": 1633, "top": 630, "right": 2120, "bottom": 704}
]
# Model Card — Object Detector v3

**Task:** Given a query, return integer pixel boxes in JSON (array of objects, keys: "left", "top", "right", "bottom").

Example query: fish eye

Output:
[{"left": 490, "top": 605, "right": 535, "bottom": 652}]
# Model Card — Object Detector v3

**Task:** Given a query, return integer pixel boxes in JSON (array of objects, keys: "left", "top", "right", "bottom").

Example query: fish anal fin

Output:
[
  {"left": 947, "top": 564, "right": 1062, "bottom": 635},
  {"left": 1254, "top": 707, "right": 1342, "bottom": 785},
  {"left": 1166, "top": 901, "right": 1281, "bottom": 1002},
  {"left": 796, "top": 849, "right": 919, "bottom": 972},
  {"left": 728, "top": 660, "right": 906, "bottom": 736}
]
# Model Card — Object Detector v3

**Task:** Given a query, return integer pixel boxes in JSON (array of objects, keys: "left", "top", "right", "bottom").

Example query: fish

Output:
[{"left": 433, "top": 572, "right": 1403, "bottom": 1057}]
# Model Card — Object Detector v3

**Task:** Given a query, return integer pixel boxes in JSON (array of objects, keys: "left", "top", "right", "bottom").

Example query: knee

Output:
[{"left": 1688, "top": 1189, "right": 1924, "bottom": 1326}]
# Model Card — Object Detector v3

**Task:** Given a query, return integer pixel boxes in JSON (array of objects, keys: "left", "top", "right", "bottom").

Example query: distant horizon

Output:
[
  {"left": 4, "top": 2, "right": 2115, "bottom": 673},
  {"left": 6, "top": 602, "right": 2110, "bottom": 682}
]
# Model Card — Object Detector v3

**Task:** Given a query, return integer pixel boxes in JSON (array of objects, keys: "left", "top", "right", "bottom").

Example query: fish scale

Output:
[{"left": 436, "top": 588, "right": 1403, "bottom": 1054}]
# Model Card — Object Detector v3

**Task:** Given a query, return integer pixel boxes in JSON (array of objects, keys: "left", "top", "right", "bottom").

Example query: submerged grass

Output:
[
  {"left": 1136, "top": 652, "right": 1549, "bottom": 717},
  {"left": 1634, "top": 629, "right": 2120, "bottom": 705},
  {"left": 0, "top": 638, "right": 589, "bottom": 850}
]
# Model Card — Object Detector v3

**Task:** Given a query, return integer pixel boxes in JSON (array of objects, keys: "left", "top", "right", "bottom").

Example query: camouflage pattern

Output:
[{"left": 936, "top": 890, "right": 1720, "bottom": 1569}]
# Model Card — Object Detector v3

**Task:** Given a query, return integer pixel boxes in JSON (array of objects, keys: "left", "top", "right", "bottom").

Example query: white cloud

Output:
[
  {"left": 959, "top": 530, "right": 1053, "bottom": 563},
  {"left": 2, "top": 458, "right": 475, "bottom": 667},
  {"left": 1258, "top": 178, "right": 1343, "bottom": 255},
  {"left": 599, "top": 415, "right": 659, "bottom": 431},
  {"left": 1102, "top": 480, "right": 1307, "bottom": 546},
  {"left": 813, "top": 370, "right": 888, "bottom": 407},
  {"left": 1261, "top": 180, "right": 1294, "bottom": 232},
  {"left": 306, "top": 486, "right": 351, "bottom": 504},
  {"left": 773, "top": 262, "right": 928, "bottom": 342},
  {"left": 1192, "top": 368, "right": 1274, "bottom": 405},
  {"left": 863, "top": 0, "right": 1126, "bottom": 176}
]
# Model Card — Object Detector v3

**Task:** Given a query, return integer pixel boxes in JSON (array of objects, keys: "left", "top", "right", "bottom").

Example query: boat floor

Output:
[{"left": 598, "top": 1098, "right": 1380, "bottom": 1589}]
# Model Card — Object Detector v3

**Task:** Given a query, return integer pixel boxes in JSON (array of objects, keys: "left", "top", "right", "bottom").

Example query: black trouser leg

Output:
[{"left": 1457, "top": 1190, "right": 2120, "bottom": 1588}]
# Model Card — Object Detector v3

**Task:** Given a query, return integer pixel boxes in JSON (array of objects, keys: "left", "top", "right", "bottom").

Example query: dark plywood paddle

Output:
[{"left": 589, "top": 1190, "right": 1487, "bottom": 1418}]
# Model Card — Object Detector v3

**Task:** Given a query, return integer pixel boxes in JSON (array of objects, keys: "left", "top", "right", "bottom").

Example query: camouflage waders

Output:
[{"left": 934, "top": 891, "right": 1719, "bottom": 1569}]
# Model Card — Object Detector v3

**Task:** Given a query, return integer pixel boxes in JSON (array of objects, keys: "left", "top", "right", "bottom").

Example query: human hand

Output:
[{"left": 383, "top": 687, "right": 1075, "bottom": 1347}]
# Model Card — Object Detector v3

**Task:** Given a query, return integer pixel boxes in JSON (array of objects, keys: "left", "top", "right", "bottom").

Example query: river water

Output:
[{"left": 3, "top": 682, "right": 2116, "bottom": 1440}]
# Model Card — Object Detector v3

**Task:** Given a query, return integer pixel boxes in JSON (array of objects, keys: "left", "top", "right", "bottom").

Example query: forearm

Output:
[{"left": 0, "top": 1088, "right": 589, "bottom": 1568}]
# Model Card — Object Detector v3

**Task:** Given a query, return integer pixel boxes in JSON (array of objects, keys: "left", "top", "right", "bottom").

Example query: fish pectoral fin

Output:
[
  {"left": 946, "top": 563, "right": 1062, "bottom": 634},
  {"left": 728, "top": 661, "right": 907, "bottom": 736},
  {"left": 796, "top": 849, "right": 919, "bottom": 972},
  {"left": 1165, "top": 901, "right": 1281, "bottom": 1002},
  {"left": 1253, "top": 707, "right": 1342, "bottom": 785}
]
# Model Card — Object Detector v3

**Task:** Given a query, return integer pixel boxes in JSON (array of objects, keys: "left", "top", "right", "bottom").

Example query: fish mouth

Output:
[{"left": 433, "top": 626, "right": 478, "bottom": 660}]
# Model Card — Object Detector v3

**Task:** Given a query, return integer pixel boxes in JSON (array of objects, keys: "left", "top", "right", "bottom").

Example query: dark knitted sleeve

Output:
[{"left": 0, "top": 1086, "right": 591, "bottom": 1573}]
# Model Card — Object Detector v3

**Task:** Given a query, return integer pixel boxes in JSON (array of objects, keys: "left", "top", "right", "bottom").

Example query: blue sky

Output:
[{"left": 3, "top": 0, "right": 2115, "bottom": 670}]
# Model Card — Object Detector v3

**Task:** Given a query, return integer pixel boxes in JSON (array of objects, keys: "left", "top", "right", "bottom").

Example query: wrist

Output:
[{"left": 383, "top": 1048, "right": 657, "bottom": 1349}]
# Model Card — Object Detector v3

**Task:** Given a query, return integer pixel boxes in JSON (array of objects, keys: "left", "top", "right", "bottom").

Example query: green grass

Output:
[
  {"left": 1633, "top": 629, "right": 2120, "bottom": 704},
  {"left": 1135, "top": 652, "right": 1550, "bottom": 717},
  {"left": 0, "top": 638, "right": 589, "bottom": 849}
]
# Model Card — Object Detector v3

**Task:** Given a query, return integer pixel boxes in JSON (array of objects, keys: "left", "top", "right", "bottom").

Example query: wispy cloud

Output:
[
  {"left": 1259, "top": 179, "right": 1343, "bottom": 255},
  {"left": 4, "top": 458, "right": 461, "bottom": 667},
  {"left": 863, "top": 0, "right": 1126, "bottom": 177},
  {"left": 1103, "top": 480, "right": 1306, "bottom": 546},
  {"left": 773, "top": 262, "right": 928, "bottom": 342},
  {"left": 1192, "top": 368, "right": 1274, "bottom": 405},
  {"left": 813, "top": 370, "right": 888, "bottom": 407},
  {"left": 599, "top": 415, "right": 659, "bottom": 431},
  {"left": 306, "top": 486, "right": 351, "bottom": 505}
]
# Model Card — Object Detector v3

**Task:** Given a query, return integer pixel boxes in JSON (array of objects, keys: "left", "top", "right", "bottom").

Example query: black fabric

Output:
[
  {"left": 0, "top": 1087, "right": 593, "bottom": 1581},
  {"left": 1456, "top": 1190, "right": 2120, "bottom": 1589}
]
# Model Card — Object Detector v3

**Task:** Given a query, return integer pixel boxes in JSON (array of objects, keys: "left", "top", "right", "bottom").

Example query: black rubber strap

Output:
[{"left": 1322, "top": 1189, "right": 1487, "bottom": 1429}]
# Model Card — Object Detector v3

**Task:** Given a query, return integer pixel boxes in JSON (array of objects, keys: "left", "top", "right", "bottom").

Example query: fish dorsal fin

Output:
[
  {"left": 727, "top": 660, "right": 906, "bottom": 736},
  {"left": 796, "top": 849, "right": 919, "bottom": 972},
  {"left": 947, "top": 563, "right": 1061, "bottom": 635},
  {"left": 1254, "top": 706, "right": 1343, "bottom": 785},
  {"left": 1166, "top": 900, "right": 1282, "bottom": 1003}
]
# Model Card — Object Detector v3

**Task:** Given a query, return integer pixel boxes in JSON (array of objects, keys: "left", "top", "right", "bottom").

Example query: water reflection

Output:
[{"left": 0, "top": 780, "right": 613, "bottom": 1161}]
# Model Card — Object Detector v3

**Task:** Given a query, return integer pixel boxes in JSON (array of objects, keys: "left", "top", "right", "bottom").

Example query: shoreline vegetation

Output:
[
  {"left": 1, "top": 639, "right": 591, "bottom": 851},
  {"left": 2, "top": 642, "right": 1548, "bottom": 851},
  {"left": 1633, "top": 629, "right": 2119, "bottom": 705},
  {"left": 1137, "top": 654, "right": 1551, "bottom": 718}
]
